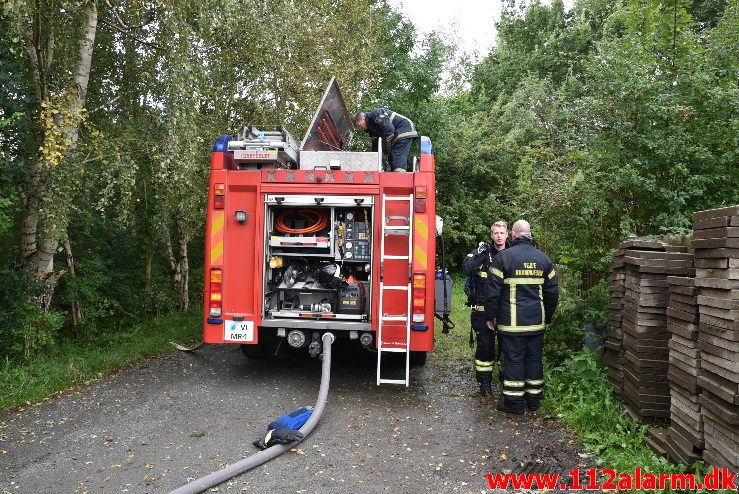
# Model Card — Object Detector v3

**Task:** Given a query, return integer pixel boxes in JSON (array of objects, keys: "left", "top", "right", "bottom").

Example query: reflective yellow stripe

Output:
[
  {"left": 503, "top": 380, "right": 525, "bottom": 387},
  {"left": 475, "top": 359, "right": 493, "bottom": 366},
  {"left": 548, "top": 269, "right": 556, "bottom": 279},
  {"left": 466, "top": 253, "right": 473, "bottom": 258},
  {"left": 413, "top": 217, "right": 427, "bottom": 269},
  {"left": 478, "top": 271, "right": 488, "bottom": 278},
  {"left": 539, "top": 285, "right": 545, "bottom": 325},
  {"left": 476, "top": 365, "right": 493, "bottom": 372},
  {"left": 510, "top": 284, "right": 517, "bottom": 327},
  {"left": 503, "top": 390, "right": 525, "bottom": 397},
  {"left": 210, "top": 211, "right": 225, "bottom": 265},
  {"left": 504, "top": 278, "right": 544, "bottom": 284},
  {"left": 498, "top": 324, "right": 546, "bottom": 332},
  {"left": 525, "top": 389, "right": 543, "bottom": 395},
  {"left": 264, "top": 429, "right": 273, "bottom": 444},
  {"left": 491, "top": 268, "right": 504, "bottom": 278},
  {"left": 526, "top": 379, "right": 544, "bottom": 386}
]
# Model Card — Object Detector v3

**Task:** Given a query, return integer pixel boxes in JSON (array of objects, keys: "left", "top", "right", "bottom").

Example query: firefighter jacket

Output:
[
  {"left": 462, "top": 243, "right": 505, "bottom": 309},
  {"left": 483, "top": 236, "right": 559, "bottom": 334},
  {"left": 363, "top": 108, "right": 418, "bottom": 144}
]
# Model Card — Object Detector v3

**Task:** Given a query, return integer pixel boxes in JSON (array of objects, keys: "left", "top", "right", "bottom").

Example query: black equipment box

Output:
[{"left": 338, "top": 283, "right": 365, "bottom": 314}]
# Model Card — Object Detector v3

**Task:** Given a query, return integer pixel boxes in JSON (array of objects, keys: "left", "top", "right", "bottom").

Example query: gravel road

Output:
[{"left": 1, "top": 341, "right": 586, "bottom": 493}]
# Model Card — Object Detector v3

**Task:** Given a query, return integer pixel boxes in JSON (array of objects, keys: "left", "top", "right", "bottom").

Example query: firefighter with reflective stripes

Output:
[
  {"left": 484, "top": 220, "right": 559, "bottom": 414},
  {"left": 353, "top": 108, "right": 418, "bottom": 172},
  {"left": 462, "top": 221, "right": 508, "bottom": 396}
]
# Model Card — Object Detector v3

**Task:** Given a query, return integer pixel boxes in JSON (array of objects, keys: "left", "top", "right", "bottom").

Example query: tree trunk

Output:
[
  {"left": 144, "top": 247, "right": 153, "bottom": 290},
  {"left": 17, "top": 0, "right": 98, "bottom": 309},
  {"left": 165, "top": 217, "right": 190, "bottom": 312},
  {"left": 176, "top": 216, "right": 189, "bottom": 312},
  {"left": 63, "top": 235, "right": 83, "bottom": 332},
  {"left": 165, "top": 235, "right": 181, "bottom": 286}
]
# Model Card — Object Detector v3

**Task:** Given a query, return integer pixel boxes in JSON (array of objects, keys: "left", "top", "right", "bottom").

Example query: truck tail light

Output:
[
  {"left": 414, "top": 186, "right": 426, "bottom": 213},
  {"left": 209, "top": 292, "right": 222, "bottom": 317},
  {"left": 210, "top": 268, "right": 222, "bottom": 292},
  {"left": 214, "top": 183, "right": 225, "bottom": 209},
  {"left": 412, "top": 273, "right": 426, "bottom": 322},
  {"left": 210, "top": 269, "right": 223, "bottom": 317}
]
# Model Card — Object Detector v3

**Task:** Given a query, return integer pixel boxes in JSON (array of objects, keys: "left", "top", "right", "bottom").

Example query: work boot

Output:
[
  {"left": 477, "top": 373, "right": 493, "bottom": 397},
  {"left": 525, "top": 399, "right": 541, "bottom": 412},
  {"left": 496, "top": 397, "right": 524, "bottom": 415}
]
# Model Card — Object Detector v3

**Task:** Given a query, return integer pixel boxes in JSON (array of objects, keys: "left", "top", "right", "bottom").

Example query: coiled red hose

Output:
[{"left": 275, "top": 209, "right": 329, "bottom": 234}]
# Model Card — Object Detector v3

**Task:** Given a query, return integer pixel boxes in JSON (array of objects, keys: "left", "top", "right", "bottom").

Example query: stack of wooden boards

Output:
[
  {"left": 604, "top": 249, "right": 626, "bottom": 400},
  {"left": 693, "top": 205, "right": 738, "bottom": 471},
  {"left": 666, "top": 276, "right": 702, "bottom": 467},
  {"left": 603, "top": 204, "right": 738, "bottom": 471},
  {"left": 620, "top": 241, "right": 694, "bottom": 422}
]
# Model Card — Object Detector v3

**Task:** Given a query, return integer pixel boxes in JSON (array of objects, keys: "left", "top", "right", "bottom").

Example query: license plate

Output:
[{"left": 224, "top": 320, "right": 254, "bottom": 342}]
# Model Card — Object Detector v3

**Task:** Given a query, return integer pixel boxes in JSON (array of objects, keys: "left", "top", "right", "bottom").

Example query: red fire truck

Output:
[{"left": 202, "top": 79, "right": 450, "bottom": 385}]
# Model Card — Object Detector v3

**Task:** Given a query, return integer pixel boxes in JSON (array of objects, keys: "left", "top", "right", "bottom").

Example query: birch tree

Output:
[{"left": 7, "top": 0, "right": 98, "bottom": 309}]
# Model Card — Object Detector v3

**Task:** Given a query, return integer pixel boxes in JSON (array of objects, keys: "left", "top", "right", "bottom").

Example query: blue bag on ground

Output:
[{"left": 253, "top": 406, "right": 313, "bottom": 449}]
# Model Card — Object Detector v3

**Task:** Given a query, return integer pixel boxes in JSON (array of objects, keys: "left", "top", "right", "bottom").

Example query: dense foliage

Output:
[
  {"left": 437, "top": 0, "right": 738, "bottom": 273},
  {"left": 544, "top": 351, "right": 681, "bottom": 474},
  {"left": 1, "top": 0, "right": 737, "bottom": 360}
]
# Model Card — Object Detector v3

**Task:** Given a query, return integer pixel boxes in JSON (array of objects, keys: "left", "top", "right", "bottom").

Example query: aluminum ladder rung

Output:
[
  {"left": 378, "top": 379, "right": 408, "bottom": 385},
  {"left": 382, "top": 316, "right": 408, "bottom": 321},
  {"left": 377, "top": 193, "right": 414, "bottom": 387}
]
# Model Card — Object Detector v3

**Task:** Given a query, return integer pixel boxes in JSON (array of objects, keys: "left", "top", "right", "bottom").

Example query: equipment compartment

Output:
[{"left": 263, "top": 198, "right": 373, "bottom": 323}]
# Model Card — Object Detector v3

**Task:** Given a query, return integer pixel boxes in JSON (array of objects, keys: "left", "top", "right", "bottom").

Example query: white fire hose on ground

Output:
[{"left": 168, "top": 332, "right": 335, "bottom": 494}]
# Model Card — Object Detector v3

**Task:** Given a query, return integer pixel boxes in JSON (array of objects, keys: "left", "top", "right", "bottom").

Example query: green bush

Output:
[
  {"left": 0, "top": 269, "right": 65, "bottom": 359},
  {"left": 11, "top": 296, "right": 65, "bottom": 359},
  {"left": 544, "top": 351, "right": 678, "bottom": 477}
]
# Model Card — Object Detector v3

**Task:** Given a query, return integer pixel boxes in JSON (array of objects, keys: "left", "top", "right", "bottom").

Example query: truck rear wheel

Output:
[
  {"left": 241, "top": 343, "right": 266, "bottom": 359},
  {"left": 409, "top": 351, "right": 427, "bottom": 366}
]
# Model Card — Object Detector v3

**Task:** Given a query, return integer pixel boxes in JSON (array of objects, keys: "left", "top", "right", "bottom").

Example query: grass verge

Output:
[
  {"left": 0, "top": 309, "right": 201, "bottom": 412},
  {"left": 435, "top": 278, "right": 731, "bottom": 493},
  {"left": 543, "top": 351, "right": 736, "bottom": 494}
]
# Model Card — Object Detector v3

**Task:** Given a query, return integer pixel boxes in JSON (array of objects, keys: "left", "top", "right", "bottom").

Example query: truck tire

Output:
[
  {"left": 241, "top": 343, "right": 266, "bottom": 359},
  {"left": 409, "top": 351, "right": 427, "bottom": 366}
]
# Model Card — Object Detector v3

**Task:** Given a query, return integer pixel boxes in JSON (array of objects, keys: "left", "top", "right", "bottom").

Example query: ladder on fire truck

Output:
[{"left": 376, "top": 193, "right": 413, "bottom": 386}]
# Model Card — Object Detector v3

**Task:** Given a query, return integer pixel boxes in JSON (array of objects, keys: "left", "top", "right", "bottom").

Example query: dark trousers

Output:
[
  {"left": 389, "top": 137, "right": 413, "bottom": 171},
  {"left": 471, "top": 312, "right": 495, "bottom": 383},
  {"left": 499, "top": 333, "right": 544, "bottom": 412}
]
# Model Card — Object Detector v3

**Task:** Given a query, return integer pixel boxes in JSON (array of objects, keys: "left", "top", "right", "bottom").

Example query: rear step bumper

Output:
[{"left": 260, "top": 320, "right": 371, "bottom": 331}]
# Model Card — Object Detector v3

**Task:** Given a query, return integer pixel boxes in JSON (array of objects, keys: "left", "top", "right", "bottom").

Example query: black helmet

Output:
[{"left": 314, "top": 264, "right": 346, "bottom": 289}]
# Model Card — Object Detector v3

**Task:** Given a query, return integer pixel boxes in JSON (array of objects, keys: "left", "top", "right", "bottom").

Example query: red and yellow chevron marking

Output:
[
  {"left": 210, "top": 211, "right": 225, "bottom": 265},
  {"left": 413, "top": 217, "right": 428, "bottom": 269}
]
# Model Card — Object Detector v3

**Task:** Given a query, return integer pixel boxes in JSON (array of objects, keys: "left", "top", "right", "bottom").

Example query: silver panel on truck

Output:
[
  {"left": 265, "top": 195, "right": 374, "bottom": 206},
  {"left": 300, "top": 77, "right": 354, "bottom": 152},
  {"left": 300, "top": 151, "right": 380, "bottom": 171}
]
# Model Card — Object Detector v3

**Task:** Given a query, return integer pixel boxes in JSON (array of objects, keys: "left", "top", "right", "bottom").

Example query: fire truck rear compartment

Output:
[{"left": 262, "top": 197, "right": 374, "bottom": 331}]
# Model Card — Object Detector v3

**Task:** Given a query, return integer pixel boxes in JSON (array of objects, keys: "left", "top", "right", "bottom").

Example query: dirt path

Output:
[{"left": 1, "top": 342, "right": 586, "bottom": 493}]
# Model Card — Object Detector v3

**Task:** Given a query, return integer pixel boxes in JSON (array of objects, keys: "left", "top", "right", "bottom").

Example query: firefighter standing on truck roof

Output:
[
  {"left": 352, "top": 108, "right": 418, "bottom": 172},
  {"left": 484, "top": 220, "right": 559, "bottom": 415},
  {"left": 462, "top": 221, "right": 509, "bottom": 397}
]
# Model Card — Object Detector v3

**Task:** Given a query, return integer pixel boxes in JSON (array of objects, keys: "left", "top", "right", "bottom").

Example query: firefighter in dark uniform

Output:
[
  {"left": 484, "top": 220, "right": 559, "bottom": 414},
  {"left": 353, "top": 109, "right": 418, "bottom": 172},
  {"left": 462, "top": 221, "right": 508, "bottom": 396}
]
